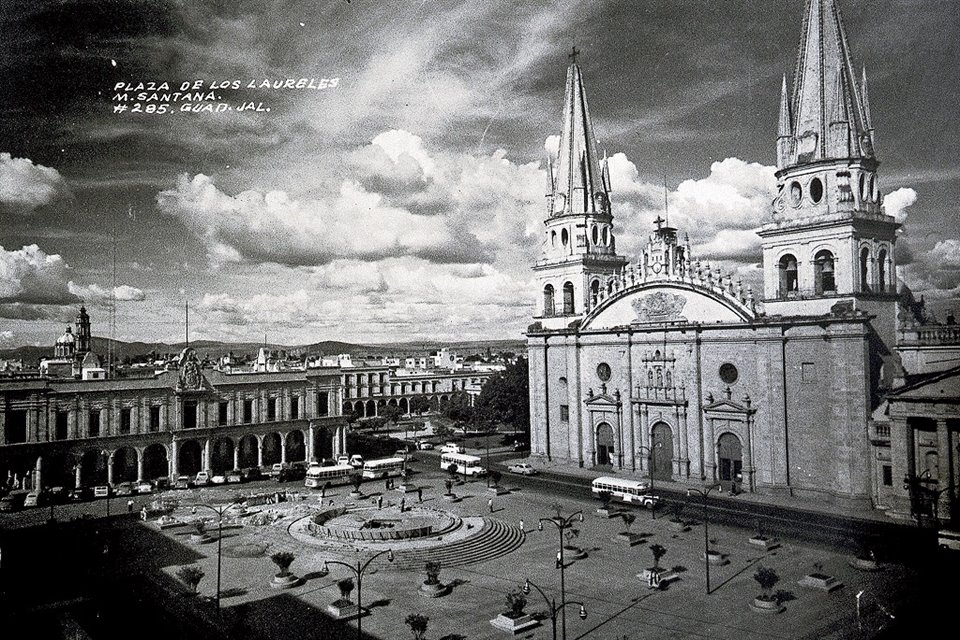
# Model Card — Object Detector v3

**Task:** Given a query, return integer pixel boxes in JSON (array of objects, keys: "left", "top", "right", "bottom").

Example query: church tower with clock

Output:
[
  {"left": 533, "top": 49, "right": 627, "bottom": 331},
  {"left": 758, "top": 0, "right": 900, "bottom": 351}
]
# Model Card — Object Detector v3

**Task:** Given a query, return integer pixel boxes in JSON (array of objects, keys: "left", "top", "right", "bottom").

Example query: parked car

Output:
[
  {"left": 69, "top": 487, "right": 92, "bottom": 502},
  {"left": 349, "top": 455, "right": 364, "bottom": 468},
  {"left": 507, "top": 463, "right": 538, "bottom": 476},
  {"left": 513, "top": 441, "right": 530, "bottom": 452},
  {"left": 194, "top": 471, "right": 211, "bottom": 486},
  {"left": 49, "top": 486, "right": 70, "bottom": 503},
  {"left": 634, "top": 494, "right": 661, "bottom": 509},
  {"left": 226, "top": 470, "right": 244, "bottom": 484},
  {"left": 174, "top": 475, "right": 193, "bottom": 490},
  {"left": 23, "top": 490, "right": 43, "bottom": 507},
  {"left": 114, "top": 482, "right": 135, "bottom": 497},
  {"left": 440, "top": 443, "right": 465, "bottom": 454},
  {"left": 280, "top": 463, "right": 308, "bottom": 483},
  {"left": 136, "top": 480, "right": 154, "bottom": 494},
  {"left": 0, "top": 493, "right": 24, "bottom": 512},
  {"left": 93, "top": 485, "right": 111, "bottom": 498},
  {"left": 211, "top": 474, "right": 227, "bottom": 485},
  {"left": 416, "top": 441, "right": 434, "bottom": 450},
  {"left": 241, "top": 467, "right": 263, "bottom": 482},
  {"left": 336, "top": 455, "right": 350, "bottom": 466},
  {"left": 154, "top": 477, "right": 171, "bottom": 491}
]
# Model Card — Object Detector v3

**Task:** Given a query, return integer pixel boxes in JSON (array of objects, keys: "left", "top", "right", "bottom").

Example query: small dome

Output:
[
  {"left": 81, "top": 351, "right": 102, "bottom": 368},
  {"left": 56, "top": 327, "right": 76, "bottom": 345}
]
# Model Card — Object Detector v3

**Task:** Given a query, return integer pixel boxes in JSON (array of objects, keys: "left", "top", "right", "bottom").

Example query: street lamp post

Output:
[
  {"left": 538, "top": 509, "right": 584, "bottom": 640},
  {"left": 191, "top": 501, "right": 237, "bottom": 610},
  {"left": 687, "top": 482, "right": 722, "bottom": 595},
  {"left": 636, "top": 442, "right": 662, "bottom": 519},
  {"left": 101, "top": 451, "right": 111, "bottom": 518},
  {"left": 522, "top": 578, "right": 587, "bottom": 640},
  {"left": 323, "top": 548, "right": 394, "bottom": 640}
]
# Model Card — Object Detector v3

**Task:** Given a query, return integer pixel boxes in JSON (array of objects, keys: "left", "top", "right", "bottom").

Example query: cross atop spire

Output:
[
  {"left": 653, "top": 215, "right": 665, "bottom": 230},
  {"left": 568, "top": 46, "right": 580, "bottom": 63}
]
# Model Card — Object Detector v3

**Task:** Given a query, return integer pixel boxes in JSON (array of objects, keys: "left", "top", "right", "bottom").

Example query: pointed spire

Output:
[
  {"left": 552, "top": 54, "right": 606, "bottom": 217},
  {"left": 861, "top": 65, "right": 873, "bottom": 130},
  {"left": 778, "top": 74, "right": 792, "bottom": 138},
  {"left": 545, "top": 156, "right": 555, "bottom": 196},
  {"left": 787, "top": 0, "right": 873, "bottom": 164}
]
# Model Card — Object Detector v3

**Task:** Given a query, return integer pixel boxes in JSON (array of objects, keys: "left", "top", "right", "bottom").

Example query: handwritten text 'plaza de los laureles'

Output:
[{"left": 111, "top": 78, "right": 339, "bottom": 114}]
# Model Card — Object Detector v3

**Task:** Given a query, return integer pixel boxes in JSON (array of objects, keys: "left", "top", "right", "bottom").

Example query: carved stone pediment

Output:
[{"left": 632, "top": 291, "right": 687, "bottom": 324}]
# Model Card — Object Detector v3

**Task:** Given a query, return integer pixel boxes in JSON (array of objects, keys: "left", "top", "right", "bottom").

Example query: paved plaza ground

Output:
[{"left": 140, "top": 465, "right": 917, "bottom": 640}]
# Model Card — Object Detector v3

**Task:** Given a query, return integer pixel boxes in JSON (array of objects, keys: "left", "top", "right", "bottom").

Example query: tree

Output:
[
  {"left": 271, "top": 551, "right": 295, "bottom": 577},
  {"left": 598, "top": 490, "right": 612, "bottom": 510},
  {"left": 447, "top": 463, "right": 459, "bottom": 478},
  {"left": 382, "top": 404, "right": 402, "bottom": 425},
  {"left": 424, "top": 561, "right": 441, "bottom": 585},
  {"left": 177, "top": 565, "right": 204, "bottom": 594},
  {"left": 409, "top": 395, "right": 431, "bottom": 416},
  {"left": 489, "top": 470, "right": 502, "bottom": 487},
  {"left": 336, "top": 577, "right": 355, "bottom": 604},
  {"left": 620, "top": 512, "right": 636, "bottom": 533},
  {"left": 444, "top": 478, "right": 454, "bottom": 495},
  {"left": 475, "top": 357, "right": 529, "bottom": 431},
  {"left": 405, "top": 613, "right": 430, "bottom": 640},
  {"left": 443, "top": 391, "right": 475, "bottom": 423},
  {"left": 753, "top": 566, "right": 780, "bottom": 601},
  {"left": 433, "top": 423, "right": 454, "bottom": 440},
  {"left": 505, "top": 588, "right": 527, "bottom": 618},
  {"left": 649, "top": 543, "right": 667, "bottom": 571},
  {"left": 351, "top": 472, "right": 363, "bottom": 493}
]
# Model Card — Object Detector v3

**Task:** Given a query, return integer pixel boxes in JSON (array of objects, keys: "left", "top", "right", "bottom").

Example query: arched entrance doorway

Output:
[
  {"left": 238, "top": 434, "right": 259, "bottom": 468},
  {"left": 81, "top": 450, "right": 107, "bottom": 485},
  {"left": 112, "top": 446, "right": 139, "bottom": 482},
  {"left": 717, "top": 432, "right": 743, "bottom": 489},
  {"left": 143, "top": 443, "right": 168, "bottom": 480},
  {"left": 365, "top": 400, "right": 376, "bottom": 417},
  {"left": 285, "top": 430, "right": 306, "bottom": 463},
  {"left": 262, "top": 432, "right": 282, "bottom": 465},
  {"left": 596, "top": 423, "right": 615, "bottom": 467},
  {"left": 650, "top": 422, "right": 673, "bottom": 481},
  {"left": 178, "top": 440, "right": 203, "bottom": 476},
  {"left": 211, "top": 438, "right": 234, "bottom": 473},
  {"left": 399, "top": 397, "right": 409, "bottom": 414}
]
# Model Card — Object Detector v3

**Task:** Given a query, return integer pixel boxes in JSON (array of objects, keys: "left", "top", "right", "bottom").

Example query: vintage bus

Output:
[
  {"left": 440, "top": 452, "right": 487, "bottom": 477},
  {"left": 304, "top": 464, "right": 355, "bottom": 489},
  {"left": 361, "top": 457, "right": 406, "bottom": 480},
  {"left": 591, "top": 476, "right": 659, "bottom": 508}
]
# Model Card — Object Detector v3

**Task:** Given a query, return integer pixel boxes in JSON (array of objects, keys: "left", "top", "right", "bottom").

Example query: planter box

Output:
[
  {"left": 702, "top": 551, "right": 728, "bottom": 566},
  {"left": 637, "top": 568, "right": 679, "bottom": 589},
  {"left": 442, "top": 494, "right": 461, "bottom": 502},
  {"left": 614, "top": 532, "right": 645, "bottom": 547},
  {"left": 849, "top": 556, "right": 881, "bottom": 571},
  {"left": 489, "top": 613, "right": 539, "bottom": 634},
  {"left": 668, "top": 520, "right": 689, "bottom": 532},
  {"left": 749, "top": 596, "right": 784, "bottom": 614},
  {"left": 348, "top": 491, "right": 363, "bottom": 499},
  {"left": 749, "top": 536, "right": 780, "bottom": 550},
  {"left": 326, "top": 601, "right": 361, "bottom": 621},
  {"left": 270, "top": 573, "right": 302, "bottom": 590},
  {"left": 418, "top": 581, "right": 450, "bottom": 598},
  {"left": 189, "top": 533, "right": 213, "bottom": 545},
  {"left": 798, "top": 573, "right": 843, "bottom": 592},
  {"left": 563, "top": 546, "right": 588, "bottom": 560},
  {"left": 396, "top": 483, "right": 419, "bottom": 493},
  {"left": 595, "top": 507, "right": 620, "bottom": 518},
  {"left": 487, "top": 485, "right": 511, "bottom": 495}
]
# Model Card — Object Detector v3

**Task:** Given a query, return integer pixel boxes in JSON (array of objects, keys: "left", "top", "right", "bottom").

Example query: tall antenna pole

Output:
[
  {"left": 185, "top": 300, "right": 189, "bottom": 347},
  {"left": 663, "top": 173, "right": 670, "bottom": 227},
  {"left": 108, "top": 209, "right": 119, "bottom": 377}
]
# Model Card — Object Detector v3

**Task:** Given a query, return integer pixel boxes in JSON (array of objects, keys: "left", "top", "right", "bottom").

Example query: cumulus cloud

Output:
[
  {"left": 158, "top": 130, "right": 544, "bottom": 270},
  {"left": 883, "top": 187, "right": 918, "bottom": 223},
  {"left": 0, "top": 330, "right": 14, "bottom": 344},
  {"left": 0, "top": 153, "right": 70, "bottom": 213},
  {"left": 0, "top": 244, "right": 79, "bottom": 305},
  {"left": 67, "top": 282, "right": 147, "bottom": 302}
]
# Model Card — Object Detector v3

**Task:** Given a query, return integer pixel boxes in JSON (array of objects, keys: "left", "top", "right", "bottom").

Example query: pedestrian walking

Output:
[
  {"left": 140, "top": 506, "right": 148, "bottom": 521},
  {"left": 377, "top": 495, "right": 383, "bottom": 509},
  {"left": 417, "top": 487, "right": 422, "bottom": 503},
  {"left": 519, "top": 519, "right": 524, "bottom": 531},
  {"left": 400, "top": 497, "right": 406, "bottom": 512},
  {"left": 488, "top": 498, "right": 493, "bottom": 513},
  {"left": 320, "top": 486, "right": 326, "bottom": 499},
  {"left": 127, "top": 499, "right": 134, "bottom": 513}
]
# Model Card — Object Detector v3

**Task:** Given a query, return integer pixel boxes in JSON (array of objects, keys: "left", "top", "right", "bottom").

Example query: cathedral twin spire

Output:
[
  {"left": 548, "top": 48, "right": 612, "bottom": 218},
  {"left": 778, "top": 0, "right": 875, "bottom": 170}
]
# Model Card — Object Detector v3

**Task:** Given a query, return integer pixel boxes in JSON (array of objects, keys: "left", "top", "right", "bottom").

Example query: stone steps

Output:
[{"left": 369, "top": 518, "right": 525, "bottom": 571}]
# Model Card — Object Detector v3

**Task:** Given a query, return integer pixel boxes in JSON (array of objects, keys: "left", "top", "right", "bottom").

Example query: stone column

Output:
[
  {"left": 705, "top": 416, "right": 716, "bottom": 481},
  {"left": 202, "top": 438, "right": 211, "bottom": 471},
  {"left": 136, "top": 448, "right": 145, "bottom": 481},
  {"left": 75, "top": 463, "right": 82, "bottom": 488},
  {"left": 107, "top": 451, "right": 115, "bottom": 485},
  {"left": 679, "top": 408, "right": 690, "bottom": 478},
  {"left": 639, "top": 405, "right": 649, "bottom": 473},
  {"left": 34, "top": 456, "right": 43, "bottom": 490},
  {"left": 256, "top": 435, "right": 264, "bottom": 467},
  {"left": 937, "top": 419, "right": 953, "bottom": 519},
  {"left": 233, "top": 442, "right": 240, "bottom": 471},
  {"left": 280, "top": 432, "right": 288, "bottom": 464},
  {"left": 308, "top": 423, "right": 316, "bottom": 462},
  {"left": 170, "top": 438, "right": 180, "bottom": 479}
]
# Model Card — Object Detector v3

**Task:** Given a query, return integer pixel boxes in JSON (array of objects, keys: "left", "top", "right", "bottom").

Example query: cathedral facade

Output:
[{"left": 526, "top": 0, "right": 926, "bottom": 513}]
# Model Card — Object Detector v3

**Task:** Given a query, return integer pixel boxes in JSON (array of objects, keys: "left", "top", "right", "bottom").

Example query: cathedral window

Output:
[
  {"left": 590, "top": 279, "right": 599, "bottom": 304},
  {"left": 814, "top": 250, "right": 836, "bottom": 294},
  {"left": 562, "top": 281, "right": 575, "bottom": 314},
  {"left": 878, "top": 249, "right": 888, "bottom": 291},
  {"left": 88, "top": 410, "right": 101, "bottom": 437},
  {"left": 183, "top": 401, "right": 198, "bottom": 429},
  {"left": 560, "top": 404, "right": 569, "bottom": 422},
  {"left": 120, "top": 408, "right": 131, "bottom": 434},
  {"left": 602, "top": 226, "right": 609, "bottom": 245},
  {"left": 778, "top": 254, "right": 798, "bottom": 296},
  {"left": 665, "top": 370, "right": 672, "bottom": 387},
  {"left": 596, "top": 363, "right": 611, "bottom": 381},
  {"left": 859, "top": 173, "right": 867, "bottom": 201},
  {"left": 543, "top": 285, "right": 555, "bottom": 317},
  {"left": 150, "top": 406, "right": 161, "bottom": 431},
  {"left": 719, "top": 363, "right": 738, "bottom": 384},
  {"left": 809, "top": 177, "right": 824, "bottom": 203},
  {"left": 647, "top": 370, "right": 654, "bottom": 387},
  {"left": 592, "top": 225, "right": 599, "bottom": 245},
  {"left": 561, "top": 228, "right": 569, "bottom": 247},
  {"left": 218, "top": 401, "right": 229, "bottom": 425},
  {"left": 655, "top": 367, "right": 663, "bottom": 387},
  {"left": 551, "top": 230, "right": 556, "bottom": 247},
  {"left": 860, "top": 248, "right": 871, "bottom": 292},
  {"left": 789, "top": 181, "right": 802, "bottom": 206}
]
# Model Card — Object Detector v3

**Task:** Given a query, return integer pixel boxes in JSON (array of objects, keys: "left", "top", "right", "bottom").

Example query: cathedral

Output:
[{"left": 527, "top": 0, "right": 959, "bottom": 518}]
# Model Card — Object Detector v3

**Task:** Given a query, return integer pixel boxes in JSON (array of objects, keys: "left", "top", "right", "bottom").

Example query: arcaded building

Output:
[{"left": 526, "top": 0, "right": 959, "bottom": 516}]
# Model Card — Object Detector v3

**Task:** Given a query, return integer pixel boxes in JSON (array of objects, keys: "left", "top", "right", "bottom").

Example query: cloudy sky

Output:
[{"left": 1, "top": 0, "right": 958, "bottom": 347}]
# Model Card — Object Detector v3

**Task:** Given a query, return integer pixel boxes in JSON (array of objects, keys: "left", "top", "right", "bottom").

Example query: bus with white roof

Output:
[{"left": 440, "top": 452, "right": 487, "bottom": 477}]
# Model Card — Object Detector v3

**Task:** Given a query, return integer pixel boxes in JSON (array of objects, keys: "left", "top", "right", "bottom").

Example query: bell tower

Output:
[
  {"left": 75, "top": 305, "right": 92, "bottom": 358},
  {"left": 759, "top": 0, "right": 899, "bottom": 346},
  {"left": 533, "top": 48, "right": 626, "bottom": 330}
]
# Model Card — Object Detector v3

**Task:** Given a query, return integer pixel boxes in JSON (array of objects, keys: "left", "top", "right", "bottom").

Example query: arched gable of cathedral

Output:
[{"left": 582, "top": 280, "right": 757, "bottom": 331}]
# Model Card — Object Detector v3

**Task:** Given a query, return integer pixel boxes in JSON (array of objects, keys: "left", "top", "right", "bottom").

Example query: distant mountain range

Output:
[{"left": 0, "top": 337, "right": 527, "bottom": 366}]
